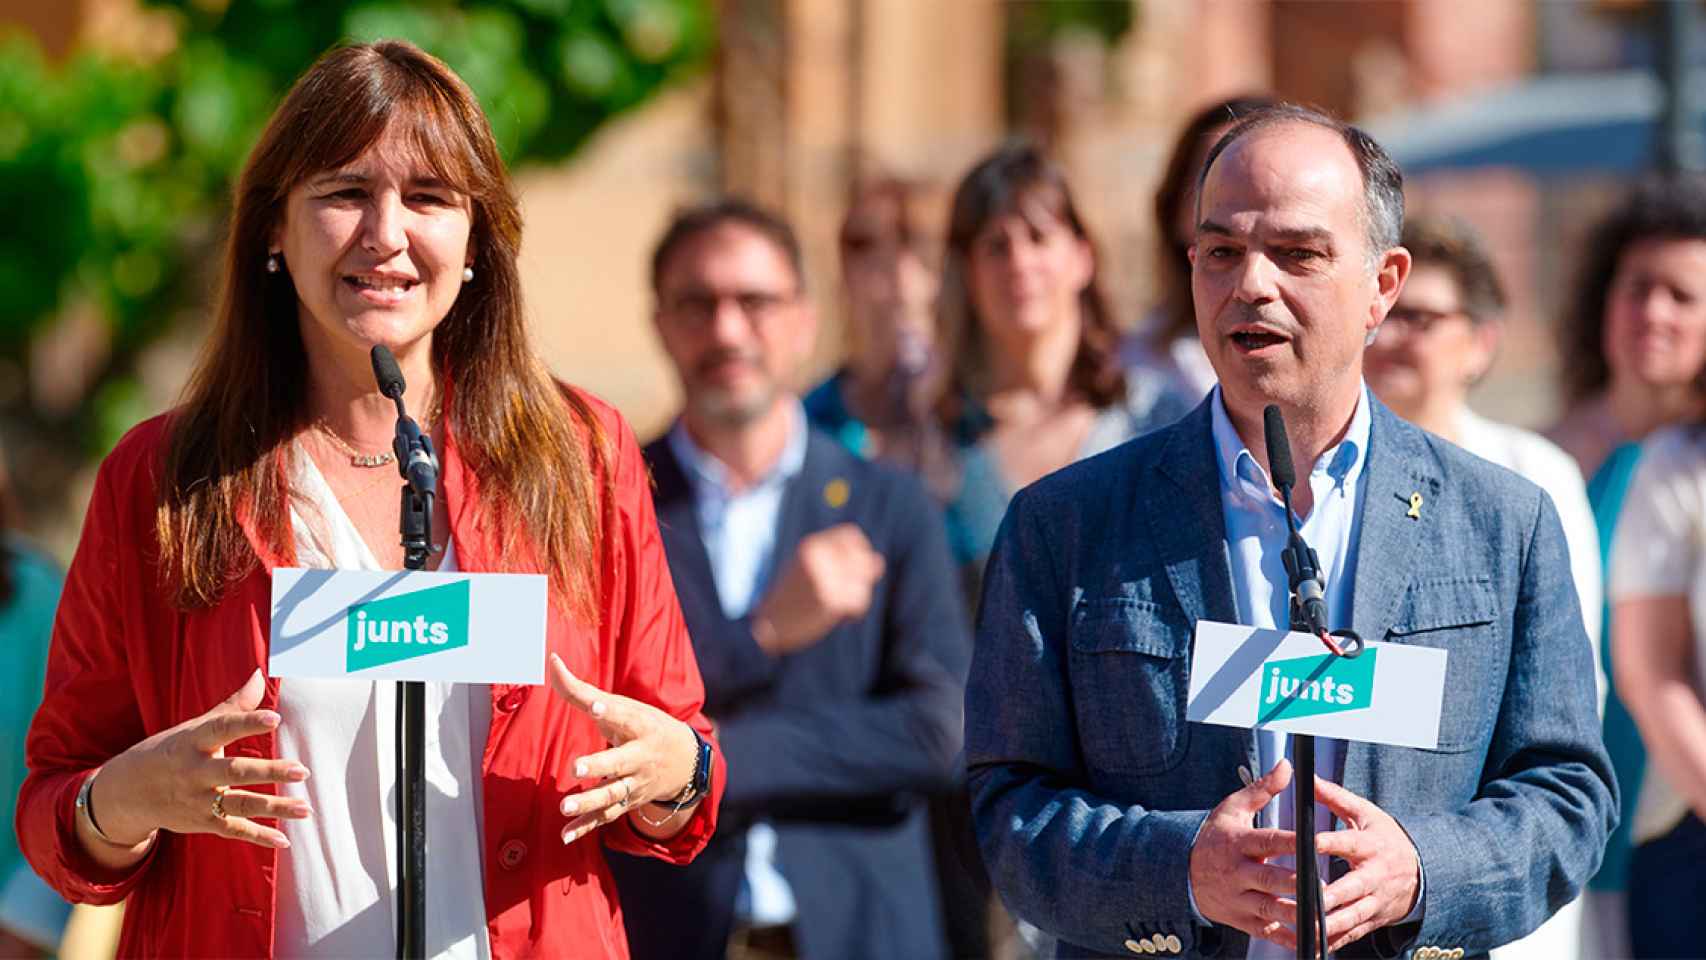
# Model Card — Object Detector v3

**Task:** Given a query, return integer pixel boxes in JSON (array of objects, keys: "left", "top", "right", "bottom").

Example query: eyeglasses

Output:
[
  {"left": 662, "top": 289, "right": 797, "bottom": 327},
  {"left": 1382, "top": 306, "right": 1470, "bottom": 335}
]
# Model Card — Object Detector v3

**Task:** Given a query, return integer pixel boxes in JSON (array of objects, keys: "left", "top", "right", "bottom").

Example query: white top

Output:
[
  {"left": 275, "top": 449, "right": 492, "bottom": 957},
  {"left": 1456, "top": 409, "right": 1606, "bottom": 708},
  {"left": 1609, "top": 425, "right": 1706, "bottom": 843}
]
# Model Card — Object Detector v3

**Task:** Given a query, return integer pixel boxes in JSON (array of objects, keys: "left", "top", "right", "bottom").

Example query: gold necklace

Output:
[{"left": 313, "top": 419, "right": 396, "bottom": 468}]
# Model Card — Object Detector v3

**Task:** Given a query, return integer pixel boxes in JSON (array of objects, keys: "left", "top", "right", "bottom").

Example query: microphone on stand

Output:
[
  {"left": 370, "top": 346, "right": 440, "bottom": 503},
  {"left": 1263, "top": 406, "right": 1329, "bottom": 640},
  {"left": 370, "top": 344, "right": 433, "bottom": 959}
]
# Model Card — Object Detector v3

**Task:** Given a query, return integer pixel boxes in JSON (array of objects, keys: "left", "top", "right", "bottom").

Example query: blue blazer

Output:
[
  {"left": 966, "top": 396, "right": 1618, "bottom": 959},
  {"left": 608, "top": 428, "right": 971, "bottom": 960}
]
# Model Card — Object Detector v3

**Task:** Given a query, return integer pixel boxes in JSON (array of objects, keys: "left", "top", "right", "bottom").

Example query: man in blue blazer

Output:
[
  {"left": 607, "top": 200, "right": 970, "bottom": 960},
  {"left": 966, "top": 107, "right": 1617, "bottom": 959}
]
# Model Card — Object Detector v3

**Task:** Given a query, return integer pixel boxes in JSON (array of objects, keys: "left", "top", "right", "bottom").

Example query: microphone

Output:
[
  {"left": 1263, "top": 405, "right": 1296, "bottom": 491},
  {"left": 369, "top": 345, "right": 438, "bottom": 499},
  {"left": 371, "top": 345, "right": 406, "bottom": 400},
  {"left": 1263, "top": 405, "right": 1329, "bottom": 638}
]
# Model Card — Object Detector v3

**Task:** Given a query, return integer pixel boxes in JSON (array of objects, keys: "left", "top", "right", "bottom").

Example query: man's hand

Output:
[
  {"left": 751, "top": 523, "right": 884, "bottom": 655},
  {"left": 1188, "top": 760, "right": 1300, "bottom": 946},
  {"left": 1315, "top": 777, "right": 1422, "bottom": 953}
]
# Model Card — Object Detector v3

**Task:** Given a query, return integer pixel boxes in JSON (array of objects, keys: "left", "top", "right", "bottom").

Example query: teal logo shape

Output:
[
  {"left": 346, "top": 580, "right": 470, "bottom": 672},
  {"left": 1257, "top": 648, "right": 1377, "bottom": 723}
]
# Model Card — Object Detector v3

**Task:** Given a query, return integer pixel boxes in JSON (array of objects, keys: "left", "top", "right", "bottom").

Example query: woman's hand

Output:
[
  {"left": 549, "top": 653, "right": 698, "bottom": 844},
  {"left": 85, "top": 669, "right": 311, "bottom": 863}
]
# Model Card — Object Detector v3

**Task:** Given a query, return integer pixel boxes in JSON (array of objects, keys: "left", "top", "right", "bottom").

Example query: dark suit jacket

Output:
[
  {"left": 608, "top": 427, "right": 972, "bottom": 960},
  {"left": 966, "top": 395, "right": 1618, "bottom": 959}
]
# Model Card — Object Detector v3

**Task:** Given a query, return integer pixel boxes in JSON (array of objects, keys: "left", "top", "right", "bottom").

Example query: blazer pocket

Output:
[
  {"left": 1385, "top": 577, "right": 1502, "bottom": 752},
  {"left": 1067, "top": 599, "right": 1191, "bottom": 776}
]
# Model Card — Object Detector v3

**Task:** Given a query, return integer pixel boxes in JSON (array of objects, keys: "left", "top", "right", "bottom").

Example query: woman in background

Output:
[
  {"left": 1606, "top": 420, "right": 1706, "bottom": 958},
  {"left": 1364, "top": 215, "right": 1600, "bottom": 960},
  {"left": 1122, "top": 94, "right": 1278, "bottom": 399},
  {"left": 1546, "top": 175, "right": 1706, "bottom": 959},
  {"left": 933, "top": 141, "right": 1189, "bottom": 593}
]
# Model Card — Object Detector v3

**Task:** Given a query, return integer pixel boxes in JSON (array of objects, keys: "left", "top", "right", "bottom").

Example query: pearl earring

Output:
[
  {"left": 462, "top": 266, "right": 474, "bottom": 283},
  {"left": 266, "top": 253, "right": 281, "bottom": 274}
]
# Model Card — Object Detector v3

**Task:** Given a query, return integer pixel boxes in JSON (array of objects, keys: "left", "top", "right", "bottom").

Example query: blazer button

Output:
[
  {"left": 497, "top": 688, "right": 528, "bottom": 713},
  {"left": 498, "top": 839, "right": 527, "bottom": 870},
  {"left": 1165, "top": 934, "right": 1183, "bottom": 953},
  {"left": 1123, "top": 939, "right": 1144, "bottom": 954}
]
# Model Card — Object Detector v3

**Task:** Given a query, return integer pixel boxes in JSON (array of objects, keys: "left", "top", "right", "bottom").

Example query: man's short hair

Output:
[
  {"left": 650, "top": 198, "right": 805, "bottom": 295},
  {"left": 1197, "top": 103, "right": 1405, "bottom": 261},
  {"left": 1401, "top": 215, "right": 1507, "bottom": 324}
]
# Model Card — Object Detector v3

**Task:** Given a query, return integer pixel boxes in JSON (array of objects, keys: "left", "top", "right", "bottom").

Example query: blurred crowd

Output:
[{"left": 5, "top": 90, "right": 1706, "bottom": 959}]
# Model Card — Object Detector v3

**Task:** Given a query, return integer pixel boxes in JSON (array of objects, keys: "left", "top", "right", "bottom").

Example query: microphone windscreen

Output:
[
  {"left": 1263, "top": 404, "right": 1297, "bottom": 490},
  {"left": 370, "top": 345, "right": 406, "bottom": 398}
]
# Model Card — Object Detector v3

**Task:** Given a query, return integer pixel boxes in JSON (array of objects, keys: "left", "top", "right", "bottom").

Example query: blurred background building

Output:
[{"left": 0, "top": 0, "right": 1698, "bottom": 558}]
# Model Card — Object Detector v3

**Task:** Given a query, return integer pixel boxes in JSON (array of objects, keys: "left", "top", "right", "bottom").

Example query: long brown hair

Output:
[
  {"left": 157, "top": 40, "right": 608, "bottom": 617},
  {"left": 932, "top": 142, "right": 1125, "bottom": 434}
]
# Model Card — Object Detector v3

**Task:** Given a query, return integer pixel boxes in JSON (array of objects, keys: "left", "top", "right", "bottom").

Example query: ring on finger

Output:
[
  {"left": 212, "top": 788, "right": 228, "bottom": 820},
  {"left": 618, "top": 779, "right": 632, "bottom": 807}
]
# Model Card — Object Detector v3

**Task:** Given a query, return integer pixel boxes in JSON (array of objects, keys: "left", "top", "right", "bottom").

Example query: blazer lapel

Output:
[
  {"left": 1150, "top": 400, "right": 1238, "bottom": 626},
  {"left": 644, "top": 434, "right": 721, "bottom": 596},
  {"left": 1342, "top": 398, "right": 1443, "bottom": 796}
]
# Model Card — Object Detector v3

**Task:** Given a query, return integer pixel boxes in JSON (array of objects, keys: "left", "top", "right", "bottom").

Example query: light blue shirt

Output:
[
  {"left": 665, "top": 405, "right": 808, "bottom": 927},
  {"left": 667, "top": 405, "right": 809, "bottom": 620},
  {"left": 1203, "top": 384, "right": 1378, "bottom": 958}
]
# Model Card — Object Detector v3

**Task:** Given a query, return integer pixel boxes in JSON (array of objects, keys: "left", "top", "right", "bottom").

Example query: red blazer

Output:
[{"left": 18, "top": 388, "right": 724, "bottom": 958}]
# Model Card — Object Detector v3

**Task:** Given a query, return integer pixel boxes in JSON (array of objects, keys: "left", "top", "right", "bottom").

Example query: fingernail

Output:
[
  {"left": 288, "top": 766, "right": 310, "bottom": 781},
  {"left": 259, "top": 711, "right": 281, "bottom": 727},
  {"left": 563, "top": 799, "right": 579, "bottom": 816},
  {"left": 574, "top": 760, "right": 588, "bottom": 778},
  {"left": 591, "top": 701, "right": 606, "bottom": 718},
  {"left": 273, "top": 836, "right": 291, "bottom": 849}
]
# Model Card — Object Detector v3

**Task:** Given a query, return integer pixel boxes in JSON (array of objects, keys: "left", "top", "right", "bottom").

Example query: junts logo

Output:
[
  {"left": 346, "top": 580, "right": 470, "bottom": 672},
  {"left": 1258, "top": 648, "right": 1377, "bottom": 723}
]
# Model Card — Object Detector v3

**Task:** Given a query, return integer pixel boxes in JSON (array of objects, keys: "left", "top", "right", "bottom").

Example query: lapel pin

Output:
[
  {"left": 1406, "top": 491, "right": 1423, "bottom": 520},
  {"left": 824, "top": 477, "right": 850, "bottom": 510}
]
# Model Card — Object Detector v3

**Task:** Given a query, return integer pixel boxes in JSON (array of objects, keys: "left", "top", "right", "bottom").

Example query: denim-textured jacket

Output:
[{"left": 966, "top": 396, "right": 1617, "bottom": 959}]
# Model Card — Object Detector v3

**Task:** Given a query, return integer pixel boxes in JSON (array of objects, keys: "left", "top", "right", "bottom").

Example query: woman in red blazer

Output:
[{"left": 17, "top": 40, "right": 722, "bottom": 957}]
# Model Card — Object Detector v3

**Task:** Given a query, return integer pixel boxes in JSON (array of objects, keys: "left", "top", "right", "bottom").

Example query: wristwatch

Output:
[{"left": 665, "top": 729, "right": 713, "bottom": 806}]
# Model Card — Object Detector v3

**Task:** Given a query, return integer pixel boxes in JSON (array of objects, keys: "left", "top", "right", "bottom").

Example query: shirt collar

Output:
[
  {"left": 1209, "top": 382, "right": 1372, "bottom": 511},
  {"left": 667, "top": 400, "right": 809, "bottom": 498}
]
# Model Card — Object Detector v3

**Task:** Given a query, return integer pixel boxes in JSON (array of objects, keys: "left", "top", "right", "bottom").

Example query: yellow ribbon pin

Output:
[
  {"left": 1407, "top": 492, "right": 1423, "bottom": 520},
  {"left": 824, "top": 478, "right": 850, "bottom": 509}
]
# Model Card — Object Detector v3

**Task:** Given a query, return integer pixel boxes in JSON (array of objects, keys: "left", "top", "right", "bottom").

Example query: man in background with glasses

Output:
[{"left": 606, "top": 200, "right": 970, "bottom": 960}]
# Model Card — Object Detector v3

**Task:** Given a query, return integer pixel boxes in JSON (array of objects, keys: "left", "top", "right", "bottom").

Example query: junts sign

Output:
[
  {"left": 1186, "top": 620, "right": 1446, "bottom": 749},
  {"left": 269, "top": 568, "right": 547, "bottom": 684}
]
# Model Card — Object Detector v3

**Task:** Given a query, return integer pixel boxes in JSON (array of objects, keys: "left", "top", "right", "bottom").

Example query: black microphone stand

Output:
[
  {"left": 374, "top": 348, "right": 437, "bottom": 960},
  {"left": 1273, "top": 478, "right": 1363, "bottom": 960}
]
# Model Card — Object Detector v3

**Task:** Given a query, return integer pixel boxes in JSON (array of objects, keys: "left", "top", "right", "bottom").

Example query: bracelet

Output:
[
  {"left": 75, "top": 772, "right": 114, "bottom": 842},
  {"left": 630, "top": 795, "right": 695, "bottom": 829},
  {"left": 76, "top": 769, "right": 156, "bottom": 849}
]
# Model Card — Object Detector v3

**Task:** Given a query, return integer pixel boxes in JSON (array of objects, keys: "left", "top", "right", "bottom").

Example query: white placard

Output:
[
  {"left": 1186, "top": 620, "right": 1447, "bottom": 749},
  {"left": 270, "top": 567, "right": 548, "bottom": 684}
]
